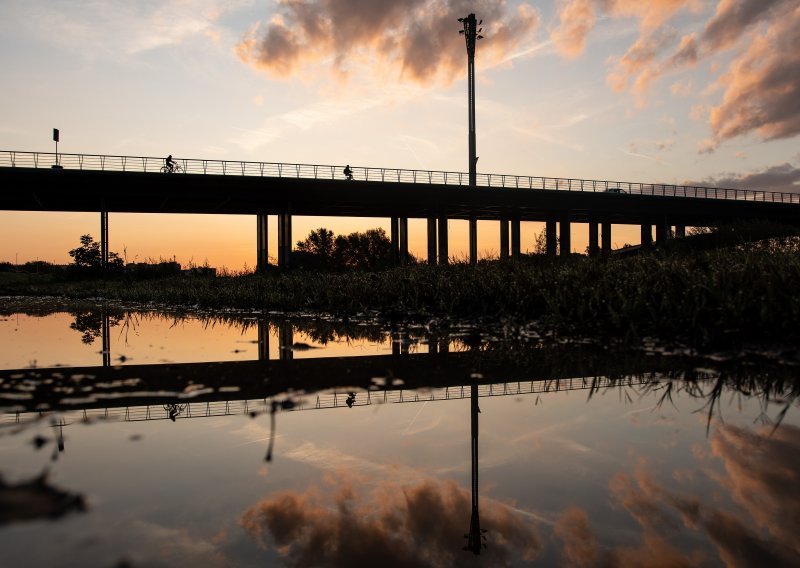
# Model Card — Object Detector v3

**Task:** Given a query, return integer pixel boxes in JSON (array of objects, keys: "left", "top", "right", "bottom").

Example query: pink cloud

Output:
[
  {"left": 236, "top": 0, "right": 539, "bottom": 85},
  {"left": 240, "top": 474, "right": 542, "bottom": 566}
]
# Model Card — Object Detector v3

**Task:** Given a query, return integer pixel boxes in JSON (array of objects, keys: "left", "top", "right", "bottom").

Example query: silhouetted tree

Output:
[
  {"left": 68, "top": 234, "right": 123, "bottom": 274},
  {"left": 334, "top": 228, "right": 393, "bottom": 269},
  {"left": 294, "top": 228, "right": 336, "bottom": 269}
]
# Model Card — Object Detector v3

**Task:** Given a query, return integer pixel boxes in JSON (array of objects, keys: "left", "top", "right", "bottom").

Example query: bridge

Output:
[{"left": 3, "top": 150, "right": 800, "bottom": 269}]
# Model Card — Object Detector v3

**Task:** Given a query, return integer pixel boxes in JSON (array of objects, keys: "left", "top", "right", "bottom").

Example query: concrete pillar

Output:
[
  {"left": 258, "top": 318, "right": 269, "bottom": 361},
  {"left": 675, "top": 225, "right": 686, "bottom": 238},
  {"left": 278, "top": 213, "right": 292, "bottom": 269},
  {"left": 391, "top": 332, "right": 401, "bottom": 356},
  {"left": 655, "top": 220, "right": 668, "bottom": 244},
  {"left": 499, "top": 218, "right": 509, "bottom": 260},
  {"left": 546, "top": 218, "right": 557, "bottom": 257},
  {"left": 390, "top": 217, "right": 400, "bottom": 265},
  {"left": 256, "top": 214, "right": 268, "bottom": 272},
  {"left": 559, "top": 213, "right": 571, "bottom": 257},
  {"left": 589, "top": 220, "right": 599, "bottom": 257},
  {"left": 641, "top": 224, "right": 653, "bottom": 249},
  {"left": 427, "top": 218, "right": 437, "bottom": 264},
  {"left": 601, "top": 222, "right": 612, "bottom": 256},
  {"left": 469, "top": 217, "right": 478, "bottom": 265},
  {"left": 511, "top": 218, "right": 521, "bottom": 260},
  {"left": 438, "top": 214, "right": 449, "bottom": 265},
  {"left": 399, "top": 217, "right": 409, "bottom": 265},
  {"left": 100, "top": 210, "right": 109, "bottom": 268}
]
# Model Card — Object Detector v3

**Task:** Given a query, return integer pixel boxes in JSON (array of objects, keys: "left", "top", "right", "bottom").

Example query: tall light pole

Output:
[{"left": 459, "top": 14, "right": 483, "bottom": 263}]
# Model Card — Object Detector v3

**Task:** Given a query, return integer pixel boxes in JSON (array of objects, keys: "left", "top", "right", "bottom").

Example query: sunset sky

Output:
[{"left": 1, "top": 0, "right": 798, "bottom": 269}]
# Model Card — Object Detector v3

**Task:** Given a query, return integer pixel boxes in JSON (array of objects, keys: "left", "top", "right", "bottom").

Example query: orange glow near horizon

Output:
[{"left": 0, "top": 211, "right": 646, "bottom": 269}]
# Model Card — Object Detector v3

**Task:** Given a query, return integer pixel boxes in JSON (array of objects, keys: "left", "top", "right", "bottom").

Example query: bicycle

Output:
[{"left": 160, "top": 162, "right": 184, "bottom": 174}]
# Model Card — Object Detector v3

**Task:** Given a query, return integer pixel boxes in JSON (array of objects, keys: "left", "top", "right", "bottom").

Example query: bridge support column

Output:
[
  {"left": 655, "top": 220, "right": 670, "bottom": 244},
  {"left": 279, "top": 321, "right": 293, "bottom": 361},
  {"left": 469, "top": 218, "right": 478, "bottom": 265},
  {"left": 546, "top": 218, "right": 557, "bottom": 257},
  {"left": 601, "top": 222, "right": 612, "bottom": 256},
  {"left": 278, "top": 213, "right": 292, "bottom": 269},
  {"left": 391, "top": 217, "right": 400, "bottom": 266},
  {"left": 100, "top": 210, "right": 109, "bottom": 268},
  {"left": 438, "top": 214, "right": 449, "bottom": 265},
  {"left": 511, "top": 218, "right": 521, "bottom": 260},
  {"left": 559, "top": 214, "right": 571, "bottom": 257},
  {"left": 256, "top": 213, "right": 268, "bottom": 272},
  {"left": 588, "top": 220, "right": 599, "bottom": 257},
  {"left": 258, "top": 318, "right": 269, "bottom": 361},
  {"left": 399, "top": 217, "right": 409, "bottom": 265},
  {"left": 675, "top": 225, "right": 685, "bottom": 238},
  {"left": 427, "top": 218, "right": 437, "bottom": 264},
  {"left": 499, "top": 218, "right": 509, "bottom": 260},
  {"left": 641, "top": 224, "right": 653, "bottom": 249}
]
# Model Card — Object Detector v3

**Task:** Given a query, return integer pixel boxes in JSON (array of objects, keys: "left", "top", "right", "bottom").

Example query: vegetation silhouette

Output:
[
  {"left": 68, "top": 234, "right": 124, "bottom": 275},
  {"left": 293, "top": 227, "right": 415, "bottom": 270}
]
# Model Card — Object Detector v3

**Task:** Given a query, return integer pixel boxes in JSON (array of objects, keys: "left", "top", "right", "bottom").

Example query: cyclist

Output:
[
  {"left": 343, "top": 164, "right": 353, "bottom": 180},
  {"left": 165, "top": 154, "right": 175, "bottom": 173}
]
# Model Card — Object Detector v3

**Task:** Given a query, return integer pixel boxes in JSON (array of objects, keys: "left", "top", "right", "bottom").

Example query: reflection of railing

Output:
[
  {"left": 3, "top": 149, "right": 798, "bottom": 204},
  {"left": 5, "top": 375, "right": 660, "bottom": 424}
]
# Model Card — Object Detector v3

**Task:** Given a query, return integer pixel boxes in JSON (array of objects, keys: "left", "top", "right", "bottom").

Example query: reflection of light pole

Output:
[
  {"left": 458, "top": 14, "right": 483, "bottom": 264},
  {"left": 464, "top": 383, "right": 486, "bottom": 555}
]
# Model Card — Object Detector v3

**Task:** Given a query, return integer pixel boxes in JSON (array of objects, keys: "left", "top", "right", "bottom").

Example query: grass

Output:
[{"left": 2, "top": 245, "right": 799, "bottom": 349}]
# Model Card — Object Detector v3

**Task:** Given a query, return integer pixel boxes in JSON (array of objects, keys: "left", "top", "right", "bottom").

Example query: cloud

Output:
[
  {"left": 554, "top": 424, "right": 800, "bottom": 567},
  {"left": 240, "top": 474, "right": 542, "bottom": 566},
  {"left": 552, "top": 0, "right": 800, "bottom": 148},
  {"left": 691, "top": 161, "right": 800, "bottom": 193},
  {"left": 704, "top": 3, "right": 800, "bottom": 150},
  {"left": 550, "top": 0, "right": 596, "bottom": 58},
  {"left": 236, "top": 0, "right": 540, "bottom": 85}
]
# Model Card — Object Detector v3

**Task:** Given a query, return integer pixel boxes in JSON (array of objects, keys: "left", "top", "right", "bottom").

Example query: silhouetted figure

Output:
[
  {"left": 345, "top": 392, "right": 356, "bottom": 408},
  {"left": 165, "top": 154, "right": 175, "bottom": 173},
  {"left": 343, "top": 164, "right": 353, "bottom": 180}
]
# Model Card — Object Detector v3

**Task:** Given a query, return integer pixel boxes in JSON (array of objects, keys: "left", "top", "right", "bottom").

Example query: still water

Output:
[{"left": 1, "top": 302, "right": 798, "bottom": 567}]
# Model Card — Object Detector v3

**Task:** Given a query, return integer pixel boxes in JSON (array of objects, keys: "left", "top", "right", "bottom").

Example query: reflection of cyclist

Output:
[
  {"left": 165, "top": 154, "right": 175, "bottom": 173},
  {"left": 343, "top": 164, "right": 353, "bottom": 180}
]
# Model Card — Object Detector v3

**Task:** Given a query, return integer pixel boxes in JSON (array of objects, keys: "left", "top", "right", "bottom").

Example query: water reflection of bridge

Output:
[
  {"left": 0, "top": 346, "right": 696, "bottom": 419},
  {"left": 5, "top": 374, "right": 664, "bottom": 424}
]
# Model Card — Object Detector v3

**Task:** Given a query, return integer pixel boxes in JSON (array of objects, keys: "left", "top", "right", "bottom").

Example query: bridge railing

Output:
[{"left": 3, "top": 150, "right": 798, "bottom": 205}]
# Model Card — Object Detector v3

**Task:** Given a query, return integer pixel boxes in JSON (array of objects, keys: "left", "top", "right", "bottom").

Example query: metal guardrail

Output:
[{"left": 2, "top": 150, "right": 798, "bottom": 205}]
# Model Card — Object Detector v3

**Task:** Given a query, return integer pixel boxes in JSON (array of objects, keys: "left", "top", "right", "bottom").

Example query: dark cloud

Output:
[
  {"left": 701, "top": 0, "right": 784, "bottom": 52},
  {"left": 240, "top": 475, "right": 542, "bottom": 567},
  {"left": 236, "top": 0, "right": 539, "bottom": 84},
  {"left": 693, "top": 162, "right": 800, "bottom": 193}
]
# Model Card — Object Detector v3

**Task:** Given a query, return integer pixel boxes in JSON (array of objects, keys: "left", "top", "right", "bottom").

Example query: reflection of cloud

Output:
[
  {"left": 241, "top": 474, "right": 542, "bottom": 566},
  {"left": 553, "top": 424, "right": 800, "bottom": 567},
  {"left": 236, "top": 0, "right": 540, "bottom": 85}
]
